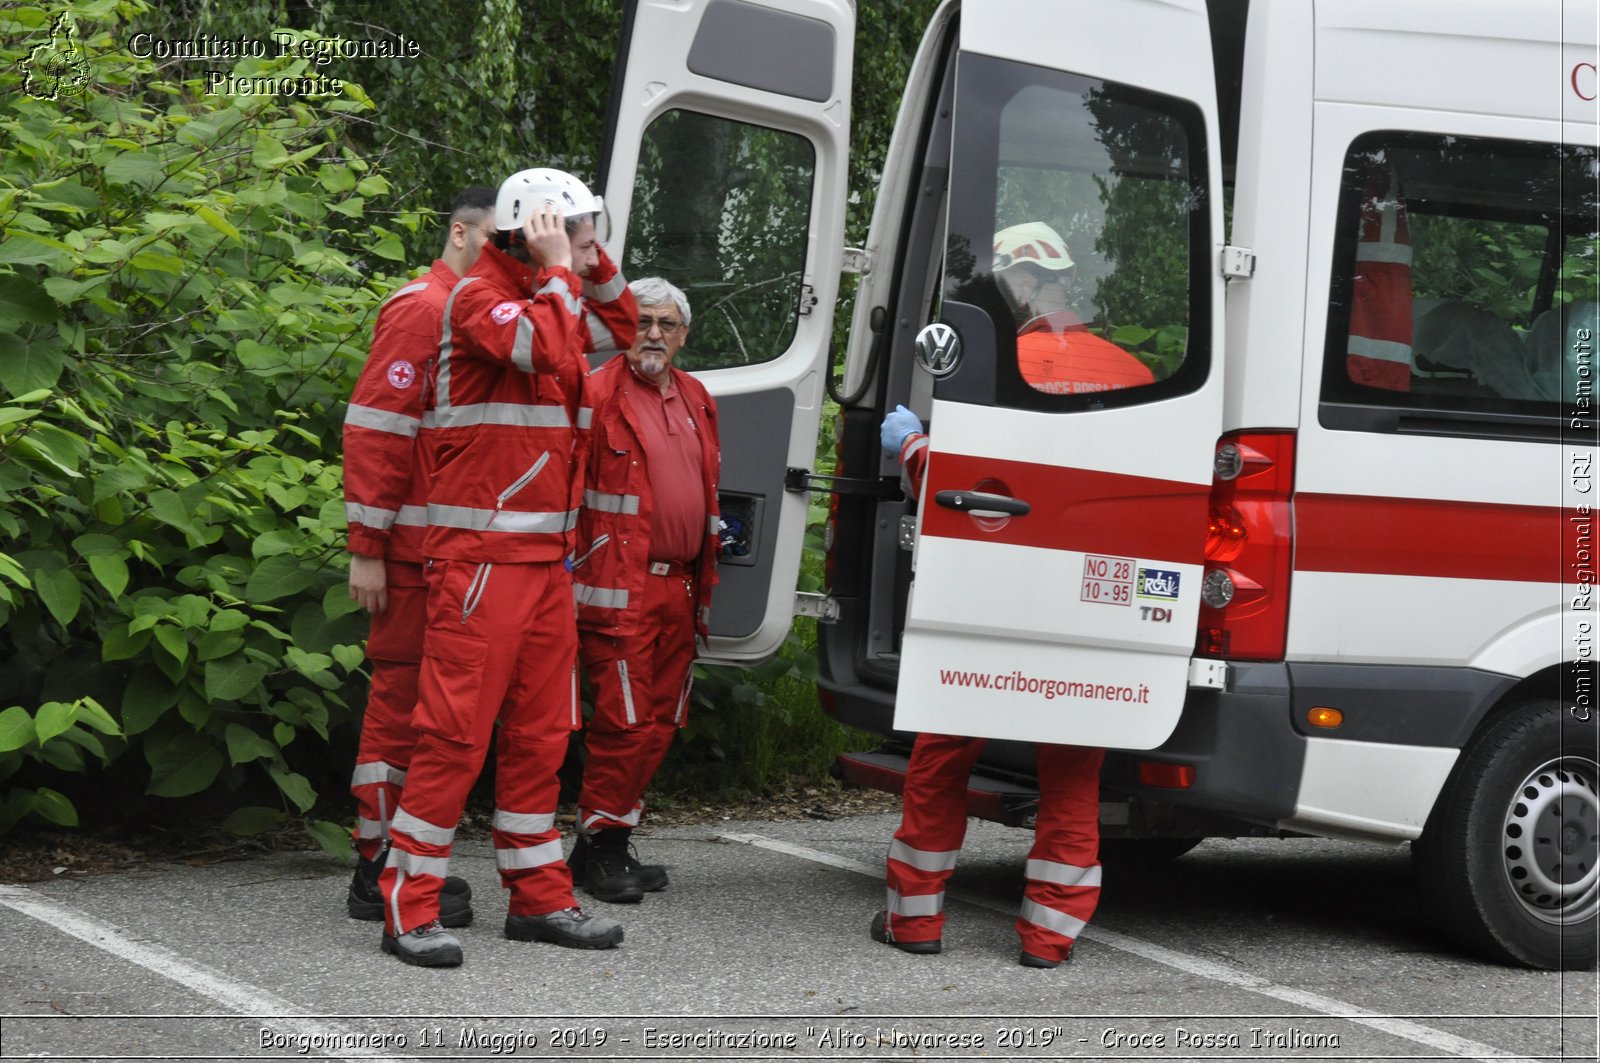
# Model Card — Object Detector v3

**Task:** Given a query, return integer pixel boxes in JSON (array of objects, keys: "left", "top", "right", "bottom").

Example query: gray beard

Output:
[{"left": 636, "top": 352, "right": 668, "bottom": 378}]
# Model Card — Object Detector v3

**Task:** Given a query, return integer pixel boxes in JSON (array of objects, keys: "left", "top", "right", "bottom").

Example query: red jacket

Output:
[
  {"left": 424, "top": 243, "right": 637, "bottom": 563},
  {"left": 574, "top": 357, "right": 720, "bottom": 640},
  {"left": 343, "top": 260, "right": 456, "bottom": 563}
]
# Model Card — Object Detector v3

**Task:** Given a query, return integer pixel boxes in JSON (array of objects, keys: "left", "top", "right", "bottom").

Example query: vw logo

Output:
[{"left": 914, "top": 322, "right": 963, "bottom": 378}]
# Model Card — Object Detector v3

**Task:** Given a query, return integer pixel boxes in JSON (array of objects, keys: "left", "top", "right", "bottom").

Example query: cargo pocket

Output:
[{"left": 414, "top": 626, "right": 491, "bottom": 744}]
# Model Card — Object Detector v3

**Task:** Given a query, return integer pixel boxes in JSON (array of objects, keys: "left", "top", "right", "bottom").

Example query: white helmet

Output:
[
  {"left": 993, "top": 222, "right": 1075, "bottom": 273},
  {"left": 494, "top": 168, "right": 603, "bottom": 230}
]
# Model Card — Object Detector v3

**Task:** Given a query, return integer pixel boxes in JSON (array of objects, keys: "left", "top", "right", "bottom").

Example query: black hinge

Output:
[{"left": 785, "top": 468, "right": 897, "bottom": 497}]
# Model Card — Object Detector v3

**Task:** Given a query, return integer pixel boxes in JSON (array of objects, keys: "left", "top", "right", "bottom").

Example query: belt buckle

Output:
[{"left": 649, "top": 561, "right": 670, "bottom": 576}]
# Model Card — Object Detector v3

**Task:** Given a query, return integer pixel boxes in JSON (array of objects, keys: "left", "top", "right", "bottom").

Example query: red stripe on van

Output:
[
  {"left": 1295, "top": 494, "right": 1566, "bottom": 582},
  {"left": 918, "top": 452, "right": 1210, "bottom": 561}
]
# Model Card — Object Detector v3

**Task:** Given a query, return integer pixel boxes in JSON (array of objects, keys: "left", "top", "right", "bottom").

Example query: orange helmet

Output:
[{"left": 993, "top": 222, "right": 1074, "bottom": 272}]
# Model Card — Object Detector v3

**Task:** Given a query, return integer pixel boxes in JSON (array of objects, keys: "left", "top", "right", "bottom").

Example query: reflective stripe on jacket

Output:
[
  {"left": 574, "top": 357, "right": 720, "bottom": 641},
  {"left": 342, "top": 260, "right": 456, "bottom": 563},
  {"left": 423, "top": 243, "right": 637, "bottom": 563}
]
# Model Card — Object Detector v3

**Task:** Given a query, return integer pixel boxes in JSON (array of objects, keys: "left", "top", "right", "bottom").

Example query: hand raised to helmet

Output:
[{"left": 521, "top": 205, "right": 572, "bottom": 272}]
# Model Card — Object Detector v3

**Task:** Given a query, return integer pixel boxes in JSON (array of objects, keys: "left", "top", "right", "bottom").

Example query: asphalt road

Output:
[{"left": 0, "top": 811, "right": 1594, "bottom": 1062}]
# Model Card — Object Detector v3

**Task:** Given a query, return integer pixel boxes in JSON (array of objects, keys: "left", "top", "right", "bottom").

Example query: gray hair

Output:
[{"left": 628, "top": 276, "right": 691, "bottom": 327}]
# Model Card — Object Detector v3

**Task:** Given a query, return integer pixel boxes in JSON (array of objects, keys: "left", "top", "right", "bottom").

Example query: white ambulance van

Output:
[{"left": 596, "top": 0, "right": 1598, "bottom": 969}]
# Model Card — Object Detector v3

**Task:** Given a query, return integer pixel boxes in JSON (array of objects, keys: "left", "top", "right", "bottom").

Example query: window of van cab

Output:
[
  {"left": 941, "top": 51, "right": 1211, "bottom": 412},
  {"left": 622, "top": 108, "right": 815, "bottom": 372},
  {"left": 1322, "top": 131, "right": 1599, "bottom": 438}
]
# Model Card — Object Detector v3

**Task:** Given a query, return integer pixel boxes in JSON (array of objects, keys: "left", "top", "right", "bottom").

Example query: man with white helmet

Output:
[
  {"left": 992, "top": 221, "right": 1153, "bottom": 395},
  {"left": 377, "top": 168, "right": 636, "bottom": 967}
]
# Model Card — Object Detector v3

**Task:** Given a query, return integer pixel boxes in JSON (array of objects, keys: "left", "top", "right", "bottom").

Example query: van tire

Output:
[{"left": 1414, "top": 699, "right": 1598, "bottom": 970}]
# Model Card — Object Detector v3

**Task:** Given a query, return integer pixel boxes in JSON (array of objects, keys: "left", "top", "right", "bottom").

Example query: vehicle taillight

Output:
[{"left": 1194, "top": 431, "right": 1294, "bottom": 661}]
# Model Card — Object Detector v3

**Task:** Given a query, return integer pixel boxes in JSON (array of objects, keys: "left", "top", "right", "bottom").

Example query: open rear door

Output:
[
  {"left": 895, "top": 0, "right": 1225, "bottom": 748},
  {"left": 598, "top": 0, "right": 854, "bottom": 661}
]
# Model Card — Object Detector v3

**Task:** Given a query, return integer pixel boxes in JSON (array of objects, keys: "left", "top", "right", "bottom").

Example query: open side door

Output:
[
  {"left": 598, "top": 0, "right": 854, "bottom": 661},
  {"left": 894, "top": 0, "right": 1226, "bottom": 748}
]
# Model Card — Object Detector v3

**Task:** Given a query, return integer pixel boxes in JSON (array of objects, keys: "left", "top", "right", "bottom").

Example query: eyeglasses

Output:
[{"left": 638, "top": 316, "right": 684, "bottom": 335}]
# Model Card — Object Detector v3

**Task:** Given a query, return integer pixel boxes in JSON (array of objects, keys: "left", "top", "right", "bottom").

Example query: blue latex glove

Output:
[{"left": 880, "top": 404, "right": 923, "bottom": 456}]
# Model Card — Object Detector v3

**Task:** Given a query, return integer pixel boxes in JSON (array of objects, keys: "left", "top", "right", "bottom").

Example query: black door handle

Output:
[{"left": 933, "top": 490, "right": 1030, "bottom": 517}]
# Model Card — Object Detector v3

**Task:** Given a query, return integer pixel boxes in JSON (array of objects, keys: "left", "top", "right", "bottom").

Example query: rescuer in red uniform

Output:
[
  {"left": 341, "top": 185, "right": 498, "bottom": 929},
  {"left": 568, "top": 278, "right": 720, "bottom": 903},
  {"left": 874, "top": 404, "right": 1107, "bottom": 969},
  {"left": 377, "top": 169, "right": 637, "bottom": 967},
  {"left": 867, "top": 221, "right": 1155, "bottom": 968},
  {"left": 992, "top": 222, "right": 1154, "bottom": 395}
]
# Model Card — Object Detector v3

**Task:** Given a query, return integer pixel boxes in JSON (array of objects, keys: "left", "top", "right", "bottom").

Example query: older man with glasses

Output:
[{"left": 568, "top": 277, "right": 721, "bottom": 903}]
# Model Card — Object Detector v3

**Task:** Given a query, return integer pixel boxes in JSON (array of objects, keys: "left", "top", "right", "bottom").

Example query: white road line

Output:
[
  {"left": 719, "top": 833, "right": 1543, "bottom": 1063},
  {"left": 0, "top": 885, "right": 382, "bottom": 1061}
]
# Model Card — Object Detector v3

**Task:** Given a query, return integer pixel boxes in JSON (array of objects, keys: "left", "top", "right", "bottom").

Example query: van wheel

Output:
[{"left": 1414, "top": 700, "right": 1598, "bottom": 969}]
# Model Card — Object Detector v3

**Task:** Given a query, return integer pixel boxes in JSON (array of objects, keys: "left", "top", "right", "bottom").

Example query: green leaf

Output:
[
  {"left": 245, "top": 554, "right": 316, "bottom": 603},
  {"left": 269, "top": 766, "right": 316, "bottom": 812},
  {"left": 34, "top": 701, "right": 74, "bottom": 745},
  {"left": 0, "top": 705, "right": 36, "bottom": 753},
  {"left": 318, "top": 165, "right": 356, "bottom": 193},
  {"left": 195, "top": 205, "right": 241, "bottom": 241},
  {"left": 101, "top": 623, "right": 151, "bottom": 662},
  {"left": 0, "top": 231, "right": 70, "bottom": 268},
  {"left": 72, "top": 533, "right": 127, "bottom": 558},
  {"left": 331, "top": 644, "right": 365, "bottom": 672},
  {"left": 103, "top": 151, "right": 165, "bottom": 188},
  {"left": 195, "top": 630, "right": 244, "bottom": 662},
  {"left": 250, "top": 530, "right": 301, "bottom": 559},
  {"left": 31, "top": 787, "right": 77, "bottom": 827},
  {"left": 145, "top": 729, "right": 224, "bottom": 798},
  {"left": 323, "top": 581, "right": 362, "bottom": 618},
  {"left": 152, "top": 624, "right": 189, "bottom": 667},
  {"left": 204, "top": 656, "right": 268, "bottom": 702},
  {"left": 73, "top": 698, "right": 122, "bottom": 738},
  {"left": 224, "top": 723, "right": 278, "bottom": 765},
  {"left": 0, "top": 334, "right": 67, "bottom": 396},
  {"left": 87, "top": 554, "right": 130, "bottom": 598},
  {"left": 220, "top": 805, "right": 286, "bottom": 836},
  {"left": 37, "top": 568, "right": 82, "bottom": 626},
  {"left": 273, "top": 721, "right": 295, "bottom": 747},
  {"left": 147, "top": 489, "right": 200, "bottom": 537},
  {"left": 252, "top": 135, "right": 289, "bottom": 169},
  {"left": 372, "top": 234, "right": 406, "bottom": 261},
  {"left": 0, "top": 274, "right": 60, "bottom": 328},
  {"left": 0, "top": 553, "right": 32, "bottom": 590},
  {"left": 306, "top": 818, "right": 350, "bottom": 858},
  {"left": 129, "top": 251, "right": 185, "bottom": 274}
]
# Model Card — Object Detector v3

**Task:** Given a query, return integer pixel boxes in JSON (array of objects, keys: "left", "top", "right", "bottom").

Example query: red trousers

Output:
[
  {"left": 577, "top": 570, "right": 697, "bottom": 833},
  {"left": 884, "top": 733, "right": 1104, "bottom": 963},
  {"left": 349, "top": 561, "right": 427, "bottom": 861},
  {"left": 379, "top": 559, "right": 581, "bottom": 934}
]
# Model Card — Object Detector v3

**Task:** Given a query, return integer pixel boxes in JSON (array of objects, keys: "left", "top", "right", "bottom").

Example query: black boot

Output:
[
  {"left": 612, "top": 827, "right": 669, "bottom": 892},
  {"left": 571, "top": 832, "right": 643, "bottom": 904},
  {"left": 348, "top": 844, "right": 474, "bottom": 927}
]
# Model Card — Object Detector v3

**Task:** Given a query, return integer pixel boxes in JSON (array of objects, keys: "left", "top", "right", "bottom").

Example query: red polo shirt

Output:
[{"left": 626, "top": 364, "right": 706, "bottom": 563}]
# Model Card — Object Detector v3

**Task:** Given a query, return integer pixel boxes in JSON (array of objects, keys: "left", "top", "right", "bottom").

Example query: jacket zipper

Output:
[
  {"left": 497, "top": 452, "right": 550, "bottom": 509},
  {"left": 461, "top": 562, "right": 493, "bottom": 624},
  {"left": 568, "top": 533, "right": 611, "bottom": 571}
]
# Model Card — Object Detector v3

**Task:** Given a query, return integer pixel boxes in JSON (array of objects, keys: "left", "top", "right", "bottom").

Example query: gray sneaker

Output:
[
  {"left": 381, "top": 920, "right": 463, "bottom": 967},
  {"left": 504, "top": 906, "right": 623, "bottom": 949}
]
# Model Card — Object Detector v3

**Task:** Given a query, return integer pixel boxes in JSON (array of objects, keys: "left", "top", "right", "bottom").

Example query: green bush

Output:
[{"left": 0, "top": 1, "right": 411, "bottom": 849}]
